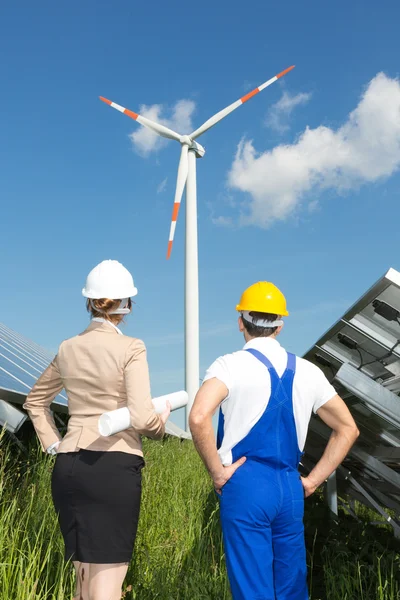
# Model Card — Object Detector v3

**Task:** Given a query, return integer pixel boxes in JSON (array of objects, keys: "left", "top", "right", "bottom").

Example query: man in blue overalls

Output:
[{"left": 190, "top": 282, "right": 359, "bottom": 600}]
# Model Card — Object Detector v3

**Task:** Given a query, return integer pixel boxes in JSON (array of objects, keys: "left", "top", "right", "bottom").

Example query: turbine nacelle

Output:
[{"left": 179, "top": 136, "right": 206, "bottom": 159}]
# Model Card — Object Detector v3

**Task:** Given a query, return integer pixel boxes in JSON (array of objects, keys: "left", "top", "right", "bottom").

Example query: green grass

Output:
[{"left": 1, "top": 432, "right": 399, "bottom": 599}]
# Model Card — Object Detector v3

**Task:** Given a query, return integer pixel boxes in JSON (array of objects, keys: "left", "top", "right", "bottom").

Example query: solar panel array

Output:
[
  {"left": 303, "top": 268, "right": 400, "bottom": 534},
  {"left": 0, "top": 322, "right": 67, "bottom": 406}
]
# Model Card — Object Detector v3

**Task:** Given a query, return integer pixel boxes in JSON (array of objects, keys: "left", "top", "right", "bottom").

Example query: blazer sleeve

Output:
[
  {"left": 124, "top": 339, "right": 165, "bottom": 440},
  {"left": 23, "top": 357, "right": 63, "bottom": 451}
]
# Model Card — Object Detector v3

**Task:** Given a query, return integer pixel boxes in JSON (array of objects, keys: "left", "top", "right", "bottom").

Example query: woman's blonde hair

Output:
[{"left": 86, "top": 298, "right": 132, "bottom": 325}]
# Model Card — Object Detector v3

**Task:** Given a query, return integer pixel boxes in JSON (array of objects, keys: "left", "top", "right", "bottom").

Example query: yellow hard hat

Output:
[{"left": 236, "top": 282, "right": 289, "bottom": 316}]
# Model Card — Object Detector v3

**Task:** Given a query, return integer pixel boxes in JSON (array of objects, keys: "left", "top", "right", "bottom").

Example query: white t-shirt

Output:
[{"left": 204, "top": 337, "right": 337, "bottom": 466}]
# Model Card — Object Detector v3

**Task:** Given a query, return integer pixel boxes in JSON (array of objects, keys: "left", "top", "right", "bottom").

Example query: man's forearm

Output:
[
  {"left": 307, "top": 426, "right": 359, "bottom": 489},
  {"left": 190, "top": 417, "right": 224, "bottom": 478}
]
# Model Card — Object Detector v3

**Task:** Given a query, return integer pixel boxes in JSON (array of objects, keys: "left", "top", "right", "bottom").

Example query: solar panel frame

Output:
[{"left": 303, "top": 268, "right": 400, "bottom": 534}]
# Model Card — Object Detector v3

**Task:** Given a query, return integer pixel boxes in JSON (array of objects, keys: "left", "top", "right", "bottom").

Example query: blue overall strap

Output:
[
  {"left": 246, "top": 348, "right": 296, "bottom": 413},
  {"left": 245, "top": 348, "right": 277, "bottom": 376},
  {"left": 246, "top": 348, "right": 296, "bottom": 376},
  {"left": 245, "top": 348, "right": 301, "bottom": 466},
  {"left": 217, "top": 350, "right": 279, "bottom": 452}
]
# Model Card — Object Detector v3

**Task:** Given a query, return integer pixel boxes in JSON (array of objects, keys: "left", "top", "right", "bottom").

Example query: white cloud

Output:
[
  {"left": 157, "top": 177, "right": 168, "bottom": 194},
  {"left": 266, "top": 90, "right": 312, "bottom": 133},
  {"left": 211, "top": 215, "right": 234, "bottom": 227},
  {"left": 129, "top": 99, "right": 195, "bottom": 156},
  {"left": 208, "top": 193, "right": 237, "bottom": 227},
  {"left": 226, "top": 73, "right": 400, "bottom": 227}
]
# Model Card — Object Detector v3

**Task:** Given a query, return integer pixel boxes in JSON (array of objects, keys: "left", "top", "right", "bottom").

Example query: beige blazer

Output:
[{"left": 23, "top": 320, "right": 165, "bottom": 455}]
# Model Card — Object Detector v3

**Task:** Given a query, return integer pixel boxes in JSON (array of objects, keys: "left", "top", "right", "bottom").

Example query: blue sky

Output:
[{"left": 1, "top": 1, "right": 400, "bottom": 430}]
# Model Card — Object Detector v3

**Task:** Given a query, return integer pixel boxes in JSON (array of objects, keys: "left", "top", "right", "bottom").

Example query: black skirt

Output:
[{"left": 52, "top": 450, "right": 144, "bottom": 564}]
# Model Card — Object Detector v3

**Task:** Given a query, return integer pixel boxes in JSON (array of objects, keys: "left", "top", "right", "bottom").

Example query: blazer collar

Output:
[{"left": 84, "top": 320, "right": 121, "bottom": 334}]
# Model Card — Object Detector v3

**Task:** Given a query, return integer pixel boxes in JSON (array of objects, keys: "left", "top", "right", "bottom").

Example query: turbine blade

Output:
[
  {"left": 190, "top": 66, "right": 295, "bottom": 140},
  {"left": 167, "top": 145, "right": 189, "bottom": 259},
  {"left": 99, "top": 96, "right": 181, "bottom": 141}
]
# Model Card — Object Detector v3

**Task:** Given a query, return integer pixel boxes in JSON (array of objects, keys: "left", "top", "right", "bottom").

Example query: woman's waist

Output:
[
  {"left": 66, "top": 413, "right": 138, "bottom": 440},
  {"left": 68, "top": 407, "right": 128, "bottom": 427},
  {"left": 68, "top": 414, "right": 103, "bottom": 428},
  {"left": 60, "top": 417, "right": 142, "bottom": 454}
]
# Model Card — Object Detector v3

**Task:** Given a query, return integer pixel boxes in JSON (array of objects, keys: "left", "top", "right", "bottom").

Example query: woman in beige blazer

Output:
[{"left": 23, "top": 260, "right": 170, "bottom": 600}]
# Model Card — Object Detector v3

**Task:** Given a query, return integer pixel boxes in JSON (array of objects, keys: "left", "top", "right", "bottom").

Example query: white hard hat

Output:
[{"left": 82, "top": 260, "right": 138, "bottom": 300}]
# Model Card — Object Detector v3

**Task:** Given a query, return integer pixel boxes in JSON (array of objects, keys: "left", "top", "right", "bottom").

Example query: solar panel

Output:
[
  {"left": 0, "top": 322, "right": 67, "bottom": 407},
  {"left": 303, "top": 268, "right": 400, "bottom": 534}
]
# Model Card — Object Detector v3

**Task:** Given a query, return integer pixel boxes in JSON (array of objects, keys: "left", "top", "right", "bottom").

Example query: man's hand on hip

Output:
[
  {"left": 213, "top": 457, "right": 247, "bottom": 495},
  {"left": 301, "top": 476, "right": 318, "bottom": 498}
]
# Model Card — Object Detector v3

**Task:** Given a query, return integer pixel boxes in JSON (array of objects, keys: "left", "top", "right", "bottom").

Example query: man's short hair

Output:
[{"left": 241, "top": 311, "right": 280, "bottom": 338}]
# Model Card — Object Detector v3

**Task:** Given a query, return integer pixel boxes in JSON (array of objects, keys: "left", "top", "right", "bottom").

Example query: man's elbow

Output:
[
  {"left": 189, "top": 409, "right": 208, "bottom": 432},
  {"left": 343, "top": 422, "right": 360, "bottom": 444},
  {"left": 352, "top": 424, "right": 360, "bottom": 442}
]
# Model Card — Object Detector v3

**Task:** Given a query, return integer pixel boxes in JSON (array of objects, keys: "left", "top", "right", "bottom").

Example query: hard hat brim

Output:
[
  {"left": 236, "top": 304, "right": 289, "bottom": 317},
  {"left": 82, "top": 286, "right": 138, "bottom": 299}
]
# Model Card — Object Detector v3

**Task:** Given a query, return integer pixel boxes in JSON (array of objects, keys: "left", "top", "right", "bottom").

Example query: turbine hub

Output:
[
  {"left": 179, "top": 135, "right": 205, "bottom": 158},
  {"left": 180, "top": 135, "right": 192, "bottom": 145}
]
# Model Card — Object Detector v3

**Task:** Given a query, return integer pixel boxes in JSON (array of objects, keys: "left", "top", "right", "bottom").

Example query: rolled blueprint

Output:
[
  {"left": 98, "top": 407, "right": 130, "bottom": 437},
  {"left": 98, "top": 390, "right": 188, "bottom": 437},
  {"left": 152, "top": 391, "right": 188, "bottom": 414}
]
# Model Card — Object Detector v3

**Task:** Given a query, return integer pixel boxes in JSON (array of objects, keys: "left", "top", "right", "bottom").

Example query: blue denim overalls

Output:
[{"left": 218, "top": 348, "right": 308, "bottom": 600}]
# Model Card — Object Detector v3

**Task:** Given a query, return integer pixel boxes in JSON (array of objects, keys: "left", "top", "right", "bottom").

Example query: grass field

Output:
[{"left": 1, "top": 432, "right": 399, "bottom": 599}]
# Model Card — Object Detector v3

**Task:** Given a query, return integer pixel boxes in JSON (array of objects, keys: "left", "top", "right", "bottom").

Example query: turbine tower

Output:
[{"left": 100, "top": 65, "right": 295, "bottom": 430}]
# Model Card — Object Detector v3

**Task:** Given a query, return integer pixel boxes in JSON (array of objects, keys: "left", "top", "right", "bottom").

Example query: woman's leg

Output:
[
  {"left": 73, "top": 561, "right": 90, "bottom": 600},
  {"left": 88, "top": 563, "right": 129, "bottom": 600}
]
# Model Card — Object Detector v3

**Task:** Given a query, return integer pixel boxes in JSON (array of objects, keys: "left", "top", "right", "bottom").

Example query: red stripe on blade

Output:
[
  {"left": 172, "top": 203, "right": 180, "bottom": 221},
  {"left": 241, "top": 88, "right": 260, "bottom": 103},
  {"left": 125, "top": 109, "right": 139, "bottom": 120},
  {"left": 276, "top": 66, "right": 295, "bottom": 79},
  {"left": 167, "top": 241, "right": 173, "bottom": 260}
]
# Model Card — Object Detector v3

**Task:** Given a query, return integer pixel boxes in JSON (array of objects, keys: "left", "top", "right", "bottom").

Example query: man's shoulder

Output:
[
  {"left": 292, "top": 355, "right": 334, "bottom": 394},
  {"left": 211, "top": 348, "right": 247, "bottom": 365},
  {"left": 294, "top": 354, "right": 318, "bottom": 369},
  {"left": 293, "top": 355, "right": 324, "bottom": 376},
  {"left": 205, "top": 349, "right": 248, "bottom": 377}
]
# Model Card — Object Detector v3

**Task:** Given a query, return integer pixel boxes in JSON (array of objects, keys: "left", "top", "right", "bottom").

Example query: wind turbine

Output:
[{"left": 100, "top": 65, "right": 295, "bottom": 430}]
